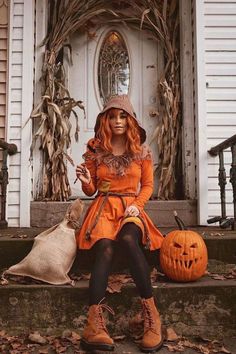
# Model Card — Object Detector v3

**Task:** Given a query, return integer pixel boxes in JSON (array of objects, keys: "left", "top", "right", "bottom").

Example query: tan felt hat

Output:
[{"left": 94, "top": 94, "right": 146, "bottom": 144}]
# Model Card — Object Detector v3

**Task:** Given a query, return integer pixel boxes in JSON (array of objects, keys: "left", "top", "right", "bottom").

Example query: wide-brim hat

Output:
[{"left": 94, "top": 94, "right": 146, "bottom": 144}]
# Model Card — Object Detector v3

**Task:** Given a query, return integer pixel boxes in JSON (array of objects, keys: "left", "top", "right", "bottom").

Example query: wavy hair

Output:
[{"left": 96, "top": 109, "right": 142, "bottom": 154}]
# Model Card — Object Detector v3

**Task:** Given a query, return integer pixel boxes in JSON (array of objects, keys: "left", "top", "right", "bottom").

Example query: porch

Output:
[{"left": 0, "top": 225, "right": 235, "bottom": 340}]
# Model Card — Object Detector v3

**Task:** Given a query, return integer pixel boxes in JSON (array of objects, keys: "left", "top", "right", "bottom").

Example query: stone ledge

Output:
[
  {"left": 31, "top": 199, "right": 197, "bottom": 228},
  {"left": 0, "top": 229, "right": 235, "bottom": 271},
  {"left": 0, "top": 276, "right": 235, "bottom": 338}
]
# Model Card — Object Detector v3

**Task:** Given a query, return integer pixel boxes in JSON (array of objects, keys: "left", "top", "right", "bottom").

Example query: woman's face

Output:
[{"left": 108, "top": 109, "right": 128, "bottom": 136}]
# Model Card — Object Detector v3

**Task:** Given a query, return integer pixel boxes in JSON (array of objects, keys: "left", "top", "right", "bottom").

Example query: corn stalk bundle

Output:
[
  {"left": 32, "top": 0, "right": 180, "bottom": 200},
  {"left": 110, "top": 0, "right": 181, "bottom": 199},
  {"left": 31, "top": 57, "right": 83, "bottom": 201},
  {"left": 155, "top": 1, "right": 181, "bottom": 200},
  {"left": 31, "top": 0, "right": 118, "bottom": 200},
  {"left": 123, "top": 0, "right": 180, "bottom": 199}
]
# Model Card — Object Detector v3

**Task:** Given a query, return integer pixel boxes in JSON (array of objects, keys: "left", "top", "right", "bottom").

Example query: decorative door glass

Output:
[{"left": 98, "top": 31, "right": 130, "bottom": 104}]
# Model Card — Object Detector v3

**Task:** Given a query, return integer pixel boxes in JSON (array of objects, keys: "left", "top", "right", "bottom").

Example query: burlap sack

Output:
[{"left": 5, "top": 198, "right": 83, "bottom": 285}]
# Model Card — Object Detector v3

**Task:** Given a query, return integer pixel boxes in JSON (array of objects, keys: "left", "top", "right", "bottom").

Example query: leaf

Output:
[
  {"left": 107, "top": 274, "right": 133, "bottom": 293},
  {"left": 212, "top": 274, "right": 227, "bottom": 281},
  {"left": 128, "top": 312, "right": 143, "bottom": 340},
  {"left": 166, "top": 327, "right": 179, "bottom": 342},
  {"left": 81, "top": 273, "right": 91, "bottom": 280},
  {"left": 219, "top": 346, "right": 231, "bottom": 354},
  {"left": 169, "top": 0, "right": 178, "bottom": 17},
  {"left": 62, "top": 151, "right": 75, "bottom": 166},
  {"left": 0, "top": 278, "right": 9, "bottom": 286},
  {"left": 140, "top": 8, "right": 150, "bottom": 29},
  {"left": 162, "top": 0, "right": 167, "bottom": 20},
  {"left": 48, "top": 102, "right": 62, "bottom": 117},
  {"left": 28, "top": 332, "right": 47, "bottom": 345},
  {"left": 164, "top": 342, "right": 185, "bottom": 352},
  {"left": 38, "top": 348, "right": 50, "bottom": 354},
  {"left": 113, "top": 334, "right": 126, "bottom": 341},
  {"left": 70, "top": 331, "right": 81, "bottom": 343},
  {"left": 11, "top": 342, "right": 22, "bottom": 350},
  {"left": 57, "top": 346, "right": 67, "bottom": 353}
]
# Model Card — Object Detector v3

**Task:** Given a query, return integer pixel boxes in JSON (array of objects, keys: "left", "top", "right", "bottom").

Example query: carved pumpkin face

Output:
[{"left": 160, "top": 230, "right": 208, "bottom": 282}]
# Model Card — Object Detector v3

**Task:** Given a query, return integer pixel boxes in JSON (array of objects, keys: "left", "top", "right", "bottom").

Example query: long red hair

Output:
[{"left": 96, "top": 109, "right": 142, "bottom": 154}]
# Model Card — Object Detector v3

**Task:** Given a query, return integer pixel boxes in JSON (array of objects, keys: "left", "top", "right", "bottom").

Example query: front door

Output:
[{"left": 68, "top": 25, "right": 160, "bottom": 197}]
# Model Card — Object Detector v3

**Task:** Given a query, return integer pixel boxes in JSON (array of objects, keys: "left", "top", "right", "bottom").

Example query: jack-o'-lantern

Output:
[{"left": 160, "top": 212, "right": 208, "bottom": 282}]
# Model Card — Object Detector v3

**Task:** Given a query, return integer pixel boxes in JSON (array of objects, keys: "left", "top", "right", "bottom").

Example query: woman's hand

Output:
[
  {"left": 76, "top": 164, "right": 91, "bottom": 184},
  {"left": 124, "top": 205, "right": 140, "bottom": 217}
]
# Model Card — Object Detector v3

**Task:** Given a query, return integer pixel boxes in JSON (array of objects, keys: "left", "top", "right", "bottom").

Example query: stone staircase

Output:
[{"left": 0, "top": 201, "right": 236, "bottom": 342}]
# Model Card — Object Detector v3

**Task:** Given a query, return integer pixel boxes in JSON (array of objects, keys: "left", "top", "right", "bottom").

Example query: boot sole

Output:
[
  {"left": 81, "top": 338, "right": 115, "bottom": 352},
  {"left": 139, "top": 327, "right": 165, "bottom": 353}
]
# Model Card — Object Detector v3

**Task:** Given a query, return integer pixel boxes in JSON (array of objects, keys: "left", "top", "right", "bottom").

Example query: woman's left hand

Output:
[{"left": 124, "top": 205, "right": 140, "bottom": 217}]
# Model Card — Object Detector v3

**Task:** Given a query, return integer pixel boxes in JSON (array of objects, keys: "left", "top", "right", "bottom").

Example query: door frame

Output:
[
  {"left": 179, "top": 0, "right": 196, "bottom": 200},
  {"left": 33, "top": 0, "right": 196, "bottom": 201}
]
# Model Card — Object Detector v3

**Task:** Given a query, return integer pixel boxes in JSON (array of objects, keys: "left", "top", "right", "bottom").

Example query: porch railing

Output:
[
  {"left": 0, "top": 140, "right": 17, "bottom": 228},
  {"left": 208, "top": 134, "right": 236, "bottom": 230}
]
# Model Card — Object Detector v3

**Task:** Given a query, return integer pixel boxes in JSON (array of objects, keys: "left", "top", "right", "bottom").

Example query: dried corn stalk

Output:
[
  {"left": 31, "top": 57, "right": 85, "bottom": 200},
  {"left": 118, "top": 0, "right": 181, "bottom": 199},
  {"left": 31, "top": 0, "right": 118, "bottom": 200},
  {"left": 32, "top": 0, "right": 181, "bottom": 200},
  {"left": 156, "top": 0, "right": 181, "bottom": 199}
]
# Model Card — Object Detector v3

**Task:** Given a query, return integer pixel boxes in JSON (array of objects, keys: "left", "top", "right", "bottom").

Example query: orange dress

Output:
[{"left": 76, "top": 138, "right": 164, "bottom": 250}]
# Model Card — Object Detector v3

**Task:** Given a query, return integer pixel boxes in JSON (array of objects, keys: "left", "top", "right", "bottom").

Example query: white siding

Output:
[
  {"left": 194, "top": 0, "right": 209, "bottom": 225},
  {"left": 6, "top": 0, "right": 34, "bottom": 226},
  {"left": 205, "top": 0, "right": 236, "bottom": 219},
  {"left": 195, "top": 0, "right": 236, "bottom": 223},
  {"left": 0, "top": 2, "right": 8, "bottom": 154}
]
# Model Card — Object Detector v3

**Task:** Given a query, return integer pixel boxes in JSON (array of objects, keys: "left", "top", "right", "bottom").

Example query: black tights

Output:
[{"left": 89, "top": 223, "right": 153, "bottom": 305}]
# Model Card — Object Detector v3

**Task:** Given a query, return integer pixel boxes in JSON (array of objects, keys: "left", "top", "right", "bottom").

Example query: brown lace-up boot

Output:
[
  {"left": 81, "top": 302, "right": 115, "bottom": 351},
  {"left": 140, "top": 297, "right": 164, "bottom": 352}
]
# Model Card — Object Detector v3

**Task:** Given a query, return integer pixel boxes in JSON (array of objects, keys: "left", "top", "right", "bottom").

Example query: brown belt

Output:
[
  {"left": 85, "top": 192, "right": 135, "bottom": 240},
  {"left": 85, "top": 191, "right": 151, "bottom": 249}
]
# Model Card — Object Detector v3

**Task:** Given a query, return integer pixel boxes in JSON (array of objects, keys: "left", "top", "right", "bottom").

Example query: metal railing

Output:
[
  {"left": 0, "top": 140, "right": 17, "bottom": 228},
  {"left": 208, "top": 134, "right": 236, "bottom": 230}
]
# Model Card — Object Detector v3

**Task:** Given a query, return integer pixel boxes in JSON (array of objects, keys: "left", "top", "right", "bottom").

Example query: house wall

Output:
[
  {"left": 195, "top": 0, "right": 236, "bottom": 224},
  {"left": 5, "top": 0, "right": 236, "bottom": 226},
  {"left": 6, "top": 0, "right": 34, "bottom": 226},
  {"left": 0, "top": 0, "right": 9, "bottom": 150}
]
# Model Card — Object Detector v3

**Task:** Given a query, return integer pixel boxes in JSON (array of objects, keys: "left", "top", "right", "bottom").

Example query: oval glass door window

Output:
[{"left": 98, "top": 31, "right": 130, "bottom": 104}]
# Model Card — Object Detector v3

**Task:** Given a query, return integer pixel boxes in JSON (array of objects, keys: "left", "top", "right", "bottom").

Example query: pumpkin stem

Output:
[{"left": 173, "top": 211, "right": 188, "bottom": 230}]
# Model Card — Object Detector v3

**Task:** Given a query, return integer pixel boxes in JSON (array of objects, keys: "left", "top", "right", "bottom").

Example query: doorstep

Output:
[
  {"left": 0, "top": 275, "right": 235, "bottom": 338},
  {"left": 30, "top": 199, "right": 197, "bottom": 228}
]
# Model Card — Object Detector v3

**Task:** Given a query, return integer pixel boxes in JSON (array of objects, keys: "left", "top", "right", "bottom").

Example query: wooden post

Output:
[
  {"left": 218, "top": 151, "right": 227, "bottom": 220},
  {"left": 179, "top": 0, "right": 196, "bottom": 200},
  {"left": 230, "top": 145, "right": 236, "bottom": 230},
  {"left": 0, "top": 141, "right": 17, "bottom": 227}
]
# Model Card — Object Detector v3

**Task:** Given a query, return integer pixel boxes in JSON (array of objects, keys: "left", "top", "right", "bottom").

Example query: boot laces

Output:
[
  {"left": 143, "top": 302, "right": 155, "bottom": 330},
  {"left": 95, "top": 299, "right": 115, "bottom": 330}
]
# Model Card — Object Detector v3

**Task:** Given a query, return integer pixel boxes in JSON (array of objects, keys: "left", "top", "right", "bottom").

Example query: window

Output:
[{"left": 98, "top": 31, "right": 130, "bottom": 104}]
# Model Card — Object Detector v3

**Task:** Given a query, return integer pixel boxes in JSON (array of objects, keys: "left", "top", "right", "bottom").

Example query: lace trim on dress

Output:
[{"left": 83, "top": 143, "right": 152, "bottom": 176}]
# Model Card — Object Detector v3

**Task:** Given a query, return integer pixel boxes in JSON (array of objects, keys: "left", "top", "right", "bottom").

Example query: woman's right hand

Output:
[{"left": 76, "top": 164, "right": 91, "bottom": 184}]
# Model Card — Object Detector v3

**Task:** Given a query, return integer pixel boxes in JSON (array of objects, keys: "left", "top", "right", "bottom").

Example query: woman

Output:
[{"left": 76, "top": 94, "right": 164, "bottom": 353}]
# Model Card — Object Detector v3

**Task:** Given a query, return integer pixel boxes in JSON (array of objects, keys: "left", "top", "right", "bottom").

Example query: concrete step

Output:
[
  {"left": 0, "top": 227, "right": 235, "bottom": 339},
  {"left": 30, "top": 200, "right": 197, "bottom": 227},
  {"left": 0, "top": 227, "right": 236, "bottom": 272},
  {"left": 0, "top": 274, "right": 235, "bottom": 339}
]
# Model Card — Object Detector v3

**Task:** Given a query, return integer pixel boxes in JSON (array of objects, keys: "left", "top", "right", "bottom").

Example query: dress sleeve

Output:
[
  {"left": 133, "top": 146, "right": 154, "bottom": 210},
  {"left": 81, "top": 139, "right": 97, "bottom": 196}
]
